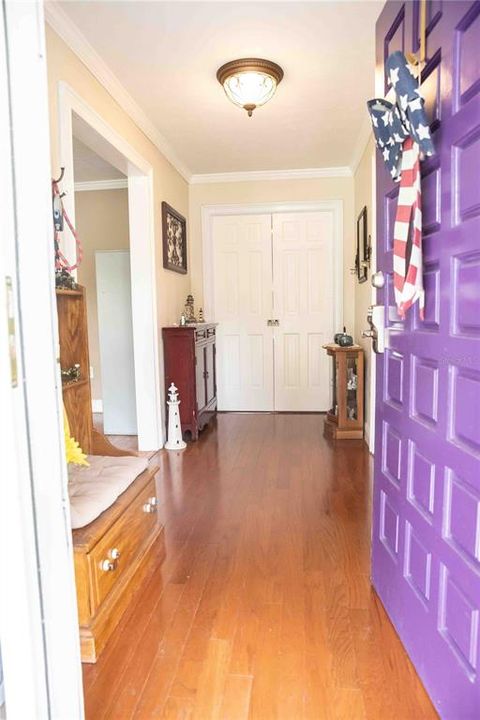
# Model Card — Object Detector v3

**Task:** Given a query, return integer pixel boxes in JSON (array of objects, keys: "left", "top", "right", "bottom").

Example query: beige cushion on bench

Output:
[{"left": 68, "top": 455, "right": 149, "bottom": 529}]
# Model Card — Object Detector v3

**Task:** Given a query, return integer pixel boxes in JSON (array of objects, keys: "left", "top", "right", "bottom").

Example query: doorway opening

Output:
[
  {"left": 72, "top": 138, "right": 138, "bottom": 443},
  {"left": 59, "top": 84, "right": 162, "bottom": 451}
]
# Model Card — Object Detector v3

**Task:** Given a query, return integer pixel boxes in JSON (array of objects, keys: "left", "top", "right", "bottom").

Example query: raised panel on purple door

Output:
[
  {"left": 422, "top": 51, "right": 442, "bottom": 132},
  {"left": 411, "top": 356, "right": 440, "bottom": 428},
  {"left": 385, "top": 349, "right": 404, "bottom": 408},
  {"left": 443, "top": 467, "right": 480, "bottom": 570},
  {"left": 452, "top": 251, "right": 480, "bottom": 336},
  {"left": 455, "top": 2, "right": 480, "bottom": 108},
  {"left": 407, "top": 439, "right": 436, "bottom": 521},
  {"left": 380, "top": 489, "right": 400, "bottom": 561},
  {"left": 384, "top": 4, "right": 407, "bottom": 93},
  {"left": 453, "top": 126, "right": 480, "bottom": 223},
  {"left": 382, "top": 420, "right": 403, "bottom": 487},
  {"left": 448, "top": 365, "right": 480, "bottom": 456},
  {"left": 414, "top": 261, "right": 440, "bottom": 331},
  {"left": 404, "top": 520, "right": 433, "bottom": 605},
  {"left": 421, "top": 159, "right": 442, "bottom": 235},
  {"left": 438, "top": 563, "right": 479, "bottom": 681}
]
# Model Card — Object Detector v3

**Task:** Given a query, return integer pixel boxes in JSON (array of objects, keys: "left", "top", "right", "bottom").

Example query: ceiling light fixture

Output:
[{"left": 216, "top": 58, "right": 284, "bottom": 117}]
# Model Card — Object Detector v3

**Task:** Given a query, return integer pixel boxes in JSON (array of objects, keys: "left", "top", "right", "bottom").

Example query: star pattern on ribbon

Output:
[
  {"left": 389, "top": 67, "right": 400, "bottom": 86},
  {"left": 417, "top": 123, "right": 431, "bottom": 140}
]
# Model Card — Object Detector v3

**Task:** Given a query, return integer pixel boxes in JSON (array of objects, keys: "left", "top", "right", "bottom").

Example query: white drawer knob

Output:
[
  {"left": 109, "top": 547, "right": 121, "bottom": 560},
  {"left": 100, "top": 559, "right": 117, "bottom": 572}
]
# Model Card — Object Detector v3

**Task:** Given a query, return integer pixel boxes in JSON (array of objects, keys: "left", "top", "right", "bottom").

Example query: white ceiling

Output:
[
  {"left": 57, "top": 1, "right": 382, "bottom": 175},
  {"left": 72, "top": 136, "right": 125, "bottom": 182}
]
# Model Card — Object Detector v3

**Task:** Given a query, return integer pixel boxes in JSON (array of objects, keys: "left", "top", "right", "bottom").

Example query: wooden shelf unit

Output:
[{"left": 322, "top": 343, "right": 364, "bottom": 440}]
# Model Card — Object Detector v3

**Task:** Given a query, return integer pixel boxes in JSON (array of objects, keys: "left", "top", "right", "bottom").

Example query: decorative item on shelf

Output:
[
  {"left": 323, "top": 343, "right": 364, "bottom": 440},
  {"left": 179, "top": 313, "right": 186, "bottom": 326},
  {"left": 198, "top": 307, "right": 204, "bottom": 323},
  {"left": 216, "top": 58, "right": 284, "bottom": 117},
  {"left": 184, "top": 294, "right": 196, "bottom": 323},
  {"left": 55, "top": 268, "right": 78, "bottom": 290},
  {"left": 162, "top": 201, "right": 187, "bottom": 274},
  {"left": 61, "top": 363, "right": 81, "bottom": 383},
  {"left": 355, "top": 206, "right": 370, "bottom": 283},
  {"left": 334, "top": 327, "right": 353, "bottom": 347},
  {"left": 164, "top": 383, "right": 187, "bottom": 451}
]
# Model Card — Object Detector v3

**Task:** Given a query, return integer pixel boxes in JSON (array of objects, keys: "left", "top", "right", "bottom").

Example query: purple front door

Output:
[{"left": 372, "top": 1, "right": 480, "bottom": 717}]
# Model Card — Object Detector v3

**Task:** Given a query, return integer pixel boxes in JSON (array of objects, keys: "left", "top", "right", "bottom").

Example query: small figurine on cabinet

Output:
[
  {"left": 184, "top": 294, "right": 196, "bottom": 323},
  {"left": 198, "top": 307, "right": 204, "bottom": 323}
]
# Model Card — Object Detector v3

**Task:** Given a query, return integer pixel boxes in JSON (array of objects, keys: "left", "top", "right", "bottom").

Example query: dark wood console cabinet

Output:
[{"left": 162, "top": 324, "right": 218, "bottom": 440}]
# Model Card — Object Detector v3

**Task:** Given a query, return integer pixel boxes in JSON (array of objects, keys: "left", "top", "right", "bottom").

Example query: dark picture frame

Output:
[
  {"left": 162, "top": 201, "right": 187, "bottom": 274},
  {"left": 355, "top": 206, "right": 369, "bottom": 284}
]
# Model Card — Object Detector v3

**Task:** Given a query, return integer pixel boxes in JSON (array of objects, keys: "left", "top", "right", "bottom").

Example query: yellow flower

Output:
[{"left": 63, "top": 406, "right": 89, "bottom": 466}]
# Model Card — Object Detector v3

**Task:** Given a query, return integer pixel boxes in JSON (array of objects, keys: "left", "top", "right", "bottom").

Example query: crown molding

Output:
[
  {"left": 190, "top": 166, "right": 352, "bottom": 185},
  {"left": 74, "top": 178, "right": 128, "bottom": 192},
  {"left": 350, "top": 115, "right": 373, "bottom": 175},
  {"left": 44, "top": 0, "right": 192, "bottom": 182}
]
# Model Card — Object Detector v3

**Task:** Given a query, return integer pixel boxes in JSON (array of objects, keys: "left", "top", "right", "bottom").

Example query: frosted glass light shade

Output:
[{"left": 217, "top": 59, "right": 284, "bottom": 116}]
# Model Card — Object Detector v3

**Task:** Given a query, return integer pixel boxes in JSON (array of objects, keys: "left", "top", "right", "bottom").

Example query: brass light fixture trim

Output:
[{"left": 216, "top": 58, "right": 284, "bottom": 117}]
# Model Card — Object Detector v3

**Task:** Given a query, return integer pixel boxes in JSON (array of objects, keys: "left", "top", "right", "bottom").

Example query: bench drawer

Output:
[{"left": 88, "top": 478, "right": 158, "bottom": 611}]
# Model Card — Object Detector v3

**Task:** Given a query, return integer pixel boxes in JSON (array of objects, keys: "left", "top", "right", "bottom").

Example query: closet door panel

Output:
[
  {"left": 212, "top": 214, "right": 274, "bottom": 411},
  {"left": 272, "top": 212, "right": 334, "bottom": 411}
]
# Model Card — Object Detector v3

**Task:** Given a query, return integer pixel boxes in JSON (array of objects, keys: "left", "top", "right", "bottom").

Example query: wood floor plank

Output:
[
  {"left": 219, "top": 674, "right": 253, "bottom": 720},
  {"left": 191, "top": 637, "right": 232, "bottom": 720},
  {"left": 83, "top": 414, "right": 438, "bottom": 720}
]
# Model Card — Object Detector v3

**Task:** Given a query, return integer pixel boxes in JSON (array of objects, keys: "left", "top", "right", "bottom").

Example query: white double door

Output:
[{"left": 213, "top": 211, "right": 335, "bottom": 412}]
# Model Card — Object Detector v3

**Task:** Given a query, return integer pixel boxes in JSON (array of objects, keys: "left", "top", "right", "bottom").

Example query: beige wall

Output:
[
  {"left": 75, "top": 189, "right": 129, "bottom": 404},
  {"left": 46, "top": 25, "right": 190, "bottom": 341},
  {"left": 353, "top": 136, "right": 375, "bottom": 439},
  {"left": 189, "top": 177, "right": 356, "bottom": 332}
]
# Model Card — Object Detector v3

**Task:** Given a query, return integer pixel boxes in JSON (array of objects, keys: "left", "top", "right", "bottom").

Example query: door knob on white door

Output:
[{"left": 266, "top": 319, "right": 280, "bottom": 326}]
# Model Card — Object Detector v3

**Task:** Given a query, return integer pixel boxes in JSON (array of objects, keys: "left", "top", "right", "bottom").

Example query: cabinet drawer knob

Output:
[
  {"left": 143, "top": 497, "right": 158, "bottom": 513},
  {"left": 100, "top": 559, "right": 117, "bottom": 572},
  {"left": 109, "top": 547, "right": 121, "bottom": 560}
]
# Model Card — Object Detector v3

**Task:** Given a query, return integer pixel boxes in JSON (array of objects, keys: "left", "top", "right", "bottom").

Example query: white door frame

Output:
[
  {"left": 202, "top": 201, "right": 343, "bottom": 330},
  {"left": 1, "top": 2, "right": 83, "bottom": 717},
  {"left": 202, "top": 201, "right": 344, "bottom": 408},
  {"left": 58, "top": 82, "right": 162, "bottom": 450}
]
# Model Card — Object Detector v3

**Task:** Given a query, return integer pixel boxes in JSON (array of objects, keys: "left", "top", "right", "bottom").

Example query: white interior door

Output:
[
  {"left": 272, "top": 212, "right": 334, "bottom": 411},
  {"left": 96, "top": 250, "right": 138, "bottom": 434},
  {"left": 212, "top": 214, "right": 274, "bottom": 410}
]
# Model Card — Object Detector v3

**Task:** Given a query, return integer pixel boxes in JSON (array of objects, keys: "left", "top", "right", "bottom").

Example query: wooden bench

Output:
[{"left": 57, "top": 286, "right": 164, "bottom": 662}]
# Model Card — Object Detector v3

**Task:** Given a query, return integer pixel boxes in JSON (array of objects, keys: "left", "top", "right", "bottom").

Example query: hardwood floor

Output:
[{"left": 82, "top": 413, "right": 437, "bottom": 719}]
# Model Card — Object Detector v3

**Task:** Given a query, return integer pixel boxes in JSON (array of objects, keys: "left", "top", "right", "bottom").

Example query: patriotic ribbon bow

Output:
[{"left": 367, "top": 51, "right": 435, "bottom": 320}]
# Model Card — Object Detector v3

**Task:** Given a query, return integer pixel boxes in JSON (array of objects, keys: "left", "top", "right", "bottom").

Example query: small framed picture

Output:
[
  {"left": 162, "top": 202, "right": 187, "bottom": 274},
  {"left": 356, "top": 206, "right": 369, "bottom": 284}
]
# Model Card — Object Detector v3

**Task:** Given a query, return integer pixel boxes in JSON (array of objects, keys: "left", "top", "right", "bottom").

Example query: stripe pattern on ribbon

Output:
[{"left": 393, "top": 137, "right": 424, "bottom": 320}]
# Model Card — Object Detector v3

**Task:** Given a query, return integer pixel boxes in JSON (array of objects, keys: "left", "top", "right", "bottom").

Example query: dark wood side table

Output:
[{"left": 323, "top": 343, "right": 364, "bottom": 440}]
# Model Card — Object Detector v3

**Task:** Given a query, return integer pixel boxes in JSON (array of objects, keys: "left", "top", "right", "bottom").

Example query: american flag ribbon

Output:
[{"left": 393, "top": 137, "right": 424, "bottom": 320}]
